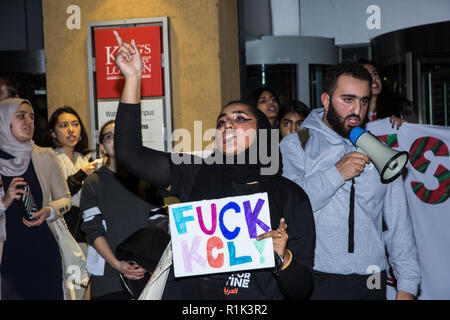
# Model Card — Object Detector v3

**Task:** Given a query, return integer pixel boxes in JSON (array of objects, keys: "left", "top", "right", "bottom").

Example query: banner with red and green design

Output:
[{"left": 367, "top": 119, "right": 450, "bottom": 299}]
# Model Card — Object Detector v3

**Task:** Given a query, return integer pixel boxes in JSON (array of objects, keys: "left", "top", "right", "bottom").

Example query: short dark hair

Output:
[
  {"left": 47, "top": 106, "right": 91, "bottom": 155},
  {"left": 278, "top": 100, "right": 310, "bottom": 122},
  {"left": 323, "top": 61, "right": 372, "bottom": 97},
  {"left": 99, "top": 119, "right": 115, "bottom": 144}
]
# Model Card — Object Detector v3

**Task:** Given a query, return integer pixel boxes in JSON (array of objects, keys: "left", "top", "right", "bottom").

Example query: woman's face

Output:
[
  {"left": 363, "top": 64, "right": 382, "bottom": 97},
  {"left": 279, "top": 112, "right": 305, "bottom": 138},
  {"left": 100, "top": 123, "right": 115, "bottom": 158},
  {"left": 10, "top": 103, "right": 34, "bottom": 142},
  {"left": 215, "top": 103, "right": 257, "bottom": 155},
  {"left": 51, "top": 112, "right": 82, "bottom": 149},
  {"left": 257, "top": 91, "right": 279, "bottom": 123}
]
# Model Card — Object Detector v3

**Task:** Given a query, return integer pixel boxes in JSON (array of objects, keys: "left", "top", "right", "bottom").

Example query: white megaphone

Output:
[{"left": 349, "top": 127, "right": 409, "bottom": 184}]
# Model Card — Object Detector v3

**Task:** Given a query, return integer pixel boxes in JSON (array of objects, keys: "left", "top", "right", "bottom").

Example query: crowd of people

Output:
[{"left": 0, "top": 30, "right": 421, "bottom": 300}]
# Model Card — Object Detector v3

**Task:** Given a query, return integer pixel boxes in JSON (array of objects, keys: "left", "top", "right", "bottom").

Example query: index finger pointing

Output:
[
  {"left": 279, "top": 217, "right": 287, "bottom": 230},
  {"left": 113, "top": 30, "right": 123, "bottom": 46}
]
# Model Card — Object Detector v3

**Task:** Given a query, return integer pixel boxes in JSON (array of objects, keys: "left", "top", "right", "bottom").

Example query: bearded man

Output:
[{"left": 280, "top": 61, "right": 420, "bottom": 300}]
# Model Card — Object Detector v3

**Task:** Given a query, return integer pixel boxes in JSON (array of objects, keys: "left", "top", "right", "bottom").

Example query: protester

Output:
[
  {"left": 358, "top": 60, "right": 418, "bottom": 128},
  {"left": 0, "top": 75, "right": 47, "bottom": 146},
  {"left": 280, "top": 61, "right": 421, "bottom": 300},
  {"left": 0, "top": 98, "right": 80, "bottom": 299},
  {"left": 48, "top": 106, "right": 100, "bottom": 244},
  {"left": 112, "top": 30, "right": 315, "bottom": 300},
  {"left": 278, "top": 100, "right": 310, "bottom": 139},
  {"left": 80, "top": 120, "right": 163, "bottom": 300},
  {"left": 248, "top": 87, "right": 280, "bottom": 128}
]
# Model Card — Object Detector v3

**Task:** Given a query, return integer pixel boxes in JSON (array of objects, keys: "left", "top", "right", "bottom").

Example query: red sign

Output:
[{"left": 94, "top": 26, "right": 163, "bottom": 99}]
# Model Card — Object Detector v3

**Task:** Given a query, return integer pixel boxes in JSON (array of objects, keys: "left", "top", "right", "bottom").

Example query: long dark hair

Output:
[
  {"left": 47, "top": 106, "right": 91, "bottom": 155},
  {"left": 358, "top": 59, "right": 412, "bottom": 120},
  {"left": 247, "top": 87, "right": 280, "bottom": 111}
]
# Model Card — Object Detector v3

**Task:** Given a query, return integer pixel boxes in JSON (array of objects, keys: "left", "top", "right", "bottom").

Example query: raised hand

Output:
[{"left": 113, "top": 30, "right": 143, "bottom": 79}]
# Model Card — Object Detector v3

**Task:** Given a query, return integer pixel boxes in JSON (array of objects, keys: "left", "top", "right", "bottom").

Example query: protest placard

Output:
[{"left": 168, "top": 192, "right": 275, "bottom": 277}]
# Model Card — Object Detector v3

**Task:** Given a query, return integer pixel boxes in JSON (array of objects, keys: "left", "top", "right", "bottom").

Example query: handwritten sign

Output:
[{"left": 168, "top": 193, "right": 275, "bottom": 277}]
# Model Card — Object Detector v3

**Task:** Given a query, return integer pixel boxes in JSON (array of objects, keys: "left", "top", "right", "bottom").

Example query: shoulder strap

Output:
[{"left": 297, "top": 128, "right": 310, "bottom": 149}]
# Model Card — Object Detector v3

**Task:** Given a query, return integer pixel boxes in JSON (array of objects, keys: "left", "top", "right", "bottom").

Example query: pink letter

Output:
[{"left": 196, "top": 204, "right": 217, "bottom": 235}]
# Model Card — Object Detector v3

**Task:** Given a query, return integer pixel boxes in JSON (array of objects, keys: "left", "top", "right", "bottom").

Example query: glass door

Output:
[{"left": 420, "top": 62, "right": 450, "bottom": 126}]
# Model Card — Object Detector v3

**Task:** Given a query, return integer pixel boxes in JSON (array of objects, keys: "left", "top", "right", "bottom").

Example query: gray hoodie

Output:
[{"left": 280, "top": 108, "right": 421, "bottom": 296}]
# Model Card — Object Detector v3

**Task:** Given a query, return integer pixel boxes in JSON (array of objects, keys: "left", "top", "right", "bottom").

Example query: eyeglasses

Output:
[{"left": 101, "top": 132, "right": 114, "bottom": 144}]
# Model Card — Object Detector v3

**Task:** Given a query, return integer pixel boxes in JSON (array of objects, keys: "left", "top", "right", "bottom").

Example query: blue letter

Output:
[
  {"left": 219, "top": 202, "right": 241, "bottom": 240},
  {"left": 172, "top": 205, "right": 194, "bottom": 234},
  {"left": 227, "top": 241, "right": 252, "bottom": 266}
]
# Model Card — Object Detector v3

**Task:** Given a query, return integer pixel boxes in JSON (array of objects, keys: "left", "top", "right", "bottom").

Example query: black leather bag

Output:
[{"left": 115, "top": 224, "right": 170, "bottom": 299}]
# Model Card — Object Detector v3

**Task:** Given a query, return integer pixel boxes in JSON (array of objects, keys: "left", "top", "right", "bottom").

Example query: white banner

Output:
[
  {"left": 366, "top": 119, "right": 450, "bottom": 299},
  {"left": 168, "top": 193, "right": 275, "bottom": 278}
]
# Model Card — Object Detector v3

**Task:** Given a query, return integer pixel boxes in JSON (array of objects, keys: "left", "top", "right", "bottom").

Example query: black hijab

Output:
[{"left": 188, "top": 108, "right": 285, "bottom": 226}]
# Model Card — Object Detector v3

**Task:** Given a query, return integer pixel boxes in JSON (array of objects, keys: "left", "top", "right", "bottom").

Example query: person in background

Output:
[
  {"left": 80, "top": 120, "right": 163, "bottom": 300},
  {"left": 248, "top": 87, "right": 280, "bottom": 128},
  {"left": 0, "top": 76, "right": 18, "bottom": 101},
  {"left": 0, "top": 98, "right": 74, "bottom": 299},
  {"left": 278, "top": 100, "right": 310, "bottom": 139},
  {"left": 48, "top": 106, "right": 101, "bottom": 246},
  {"left": 358, "top": 60, "right": 418, "bottom": 128},
  {"left": 0, "top": 75, "right": 47, "bottom": 147}
]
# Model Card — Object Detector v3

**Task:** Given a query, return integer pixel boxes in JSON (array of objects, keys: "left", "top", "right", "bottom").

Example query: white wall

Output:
[
  {"left": 271, "top": 0, "right": 300, "bottom": 36},
  {"left": 299, "top": 0, "right": 450, "bottom": 45}
]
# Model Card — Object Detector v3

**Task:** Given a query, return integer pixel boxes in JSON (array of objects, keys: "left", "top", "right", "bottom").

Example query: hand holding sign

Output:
[
  {"left": 257, "top": 217, "right": 289, "bottom": 262},
  {"left": 113, "top": 30, "right": 143, "bottom": 79}
]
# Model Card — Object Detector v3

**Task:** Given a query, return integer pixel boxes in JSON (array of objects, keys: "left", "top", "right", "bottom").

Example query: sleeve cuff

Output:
[
  {"left": 45, "top": 206, "right": 57, "bottom": 221},
  {"left": 396, "top": 278, "right": 420, "bottom": 297},
  {"left": 73, "top": 169, "right": 88, "bottom": 181},
  {"left": 0, "top": 201, "right": 6, "bottom": 216},
  {"left": 328, "top": 165, "right": 346, "bottom": 188}
]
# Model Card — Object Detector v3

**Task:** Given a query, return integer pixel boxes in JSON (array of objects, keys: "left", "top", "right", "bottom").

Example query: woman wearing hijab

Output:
[
  {"left": 112, "top": 31, "right": 315, "bottom": 300},
  {"left": 0, "top": 98, "right": 78, "bottom": 299}
]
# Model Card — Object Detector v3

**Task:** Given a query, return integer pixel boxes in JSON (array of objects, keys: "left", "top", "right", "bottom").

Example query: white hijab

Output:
[{"left": 0, "top": 98, "right": 34, "bottom": 176}]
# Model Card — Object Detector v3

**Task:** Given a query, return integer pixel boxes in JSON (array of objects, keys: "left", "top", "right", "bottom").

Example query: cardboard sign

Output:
[
  {"left": 169, "top": 193, "right": 275, "bottom": 278},
  {"left": 94, "top": 25, "right": 163, "bottom": 99}
]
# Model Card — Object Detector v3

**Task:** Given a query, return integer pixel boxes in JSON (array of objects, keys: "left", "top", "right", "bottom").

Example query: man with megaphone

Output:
[{"left": 280, "top": 61, "right": 421, "bottom": 300}]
